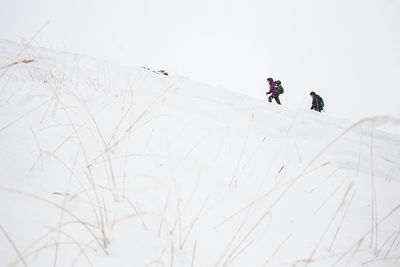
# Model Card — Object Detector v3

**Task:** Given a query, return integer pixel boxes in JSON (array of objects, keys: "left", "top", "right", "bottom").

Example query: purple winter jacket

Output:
[{"left": 267, "top": 80, "right": 277, "bottom": 95}]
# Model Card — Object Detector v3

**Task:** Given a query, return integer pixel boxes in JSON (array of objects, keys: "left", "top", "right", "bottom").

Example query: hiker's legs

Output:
[{"left": 274, "top": 95, "right": 281, "bottom": 105}]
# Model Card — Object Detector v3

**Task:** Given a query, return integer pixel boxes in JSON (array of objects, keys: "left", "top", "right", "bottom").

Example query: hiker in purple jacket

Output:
[{"left": 266, "top": 78, "right": 281, "bottom": 105}]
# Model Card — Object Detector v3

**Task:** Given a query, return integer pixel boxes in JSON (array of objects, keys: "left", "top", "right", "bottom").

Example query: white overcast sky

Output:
[{"left": 1, "top": 0, "right": 399, "bottom": 122}]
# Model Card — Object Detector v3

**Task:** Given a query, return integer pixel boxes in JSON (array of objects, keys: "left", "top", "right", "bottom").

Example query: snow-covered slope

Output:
[{"left": 1, "top": 40, "right": 400, "bottom": 267}]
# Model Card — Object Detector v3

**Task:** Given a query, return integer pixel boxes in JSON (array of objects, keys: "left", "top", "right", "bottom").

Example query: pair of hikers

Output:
[{"left": 266, "top": 77, "right": 324, "bottom": 112}]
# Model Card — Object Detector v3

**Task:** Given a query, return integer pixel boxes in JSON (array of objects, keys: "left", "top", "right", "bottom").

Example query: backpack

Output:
[
  {"left": 317, "top": 96, "right": 324, "bottom": 109},
  {"left": 277, "top": 85, "right": 284, "bottom": 94}
]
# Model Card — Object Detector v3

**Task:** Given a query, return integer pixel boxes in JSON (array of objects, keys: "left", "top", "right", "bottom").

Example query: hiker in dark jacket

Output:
[
  {"left": 310, "top": 91, "right": 324, "bottom": 112},
  {"left": 266, "top": 78, "right": 281, "bottom": 105}
]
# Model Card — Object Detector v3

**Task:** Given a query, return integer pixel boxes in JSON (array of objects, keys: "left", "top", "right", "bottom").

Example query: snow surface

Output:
[{"left": 1, "top": 39, "right": 400, "bottom": 266}]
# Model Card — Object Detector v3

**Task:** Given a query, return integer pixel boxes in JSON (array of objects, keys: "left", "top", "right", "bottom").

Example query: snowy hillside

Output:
[{"left": 1, "top": 39, "right": 400, "bottom": 267}]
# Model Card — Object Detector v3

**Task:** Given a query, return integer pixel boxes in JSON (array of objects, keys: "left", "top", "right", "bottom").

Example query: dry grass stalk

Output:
[
  {"left": 304, "top": 116, "right": 400, "bottom": 174},
  {"left": 59, "top": 101, "right": 109, "bottom": 248},
  {"left": 369, "top": 132, "right": 378, "bottom": 255},
  {"left": 54, "top": 154, "right": 77, "bottom": 267},
  {"left": 30, "top": 127, "right": 45, "bottom": 170},
  {"left": 305, "top": 214, "right": 336, "bottom": 267},
  {"left": 384, "top": 229, "right": 400, "bottom": 259},
  {"left": 170, "top": 241, "right": 174, "bottom": 267},
  {"left": 126, "top": 81, "right": 178, "bottom": 133},
  {"left": 14, "top": 228, "right": 96, "bottom": 267},
  {"left": 0, "top": 187, "right": 108, "bottom": 255},
  {"left": 295, "top": 139, "right": 302, "bottom": 163},
  {"left": 0, "top": 59, "right": 35, "bottom": 70},
  {"left": 230, "top": 111, "right": 255, "bottom": 187},
  {"left": 337, "top": 183, "right": 354, "bottom": 212},
  {"left": 226, "top": 240, "right": 255, "bottom": 266},
  {"left": 333, "top": 203, "right": 400, "bottom": 266},
  {"left": 314, "top": 180, "right": 344, "bottom": 214},
  {"left": 277, "top": 165, "right": 285, "bottom": 176},
  {"left": 329, "top": 190, "right": 357, "bottom": 251},
  {"left": 221, "top": 211, "right": 269, "bottom": 266},
  {"left": 262, "top": 234, "right": 291, "bottom": 266},
  {"left": 0, "top": 99, "right": 51, "bottom": 132},
  {"left": 191, "top": 240, "right": 197, "bottom": 267},
  {"left": 0, "top": 224, "right": 28, "bottom": 267},
  {"left": 0, "top": 21, "right": 47, "bottom": 80}
]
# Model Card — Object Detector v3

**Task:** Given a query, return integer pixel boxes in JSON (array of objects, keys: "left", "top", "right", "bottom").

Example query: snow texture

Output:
[{"left": 1, "top": 40, "right": 400, "bottom": 266}]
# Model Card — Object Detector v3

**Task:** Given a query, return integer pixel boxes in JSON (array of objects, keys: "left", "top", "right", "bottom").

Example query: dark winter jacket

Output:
[{"left": 311, "top": 94, "right": 324, "bottom": 111}]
